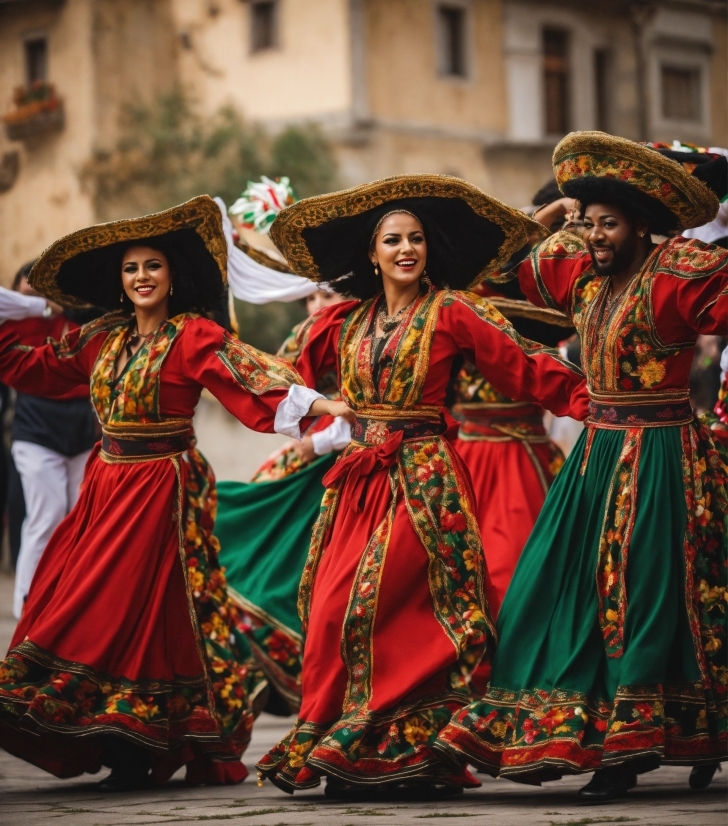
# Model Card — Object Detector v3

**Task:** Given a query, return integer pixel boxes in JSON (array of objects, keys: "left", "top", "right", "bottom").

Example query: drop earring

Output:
[
  {"left": 169, "top": 282, "right": 174, "bottom": 296},
  {"left": 373, "top": 263, "right": 380, "bottom": 277},
  {"left": 120, "top": 290, "right": 125, "bottom": 304},
  {"left": 421, "top": 270, "right": 431, "bottom": 287}
]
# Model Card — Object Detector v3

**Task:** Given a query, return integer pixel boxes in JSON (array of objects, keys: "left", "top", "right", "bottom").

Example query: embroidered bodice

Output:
[{"left": 519, "top": 232, "right": 728, "bottom": 395}]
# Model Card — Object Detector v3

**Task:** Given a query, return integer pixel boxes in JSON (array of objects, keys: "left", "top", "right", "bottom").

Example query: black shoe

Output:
[
  {"left": 98, "top": 766, "right": 152, "bottom": 792},
  {"left": 689, "top": 762, "right": 721, "bottom": 791},
  {"left": 324, "top": 777, "right": 465, "bottom": 802},
  {"left": 578, "top": 765, "right": 636, "bottom": 803}
]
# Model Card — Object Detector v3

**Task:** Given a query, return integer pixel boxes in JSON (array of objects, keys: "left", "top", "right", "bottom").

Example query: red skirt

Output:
[
  {"left": 0, "top": 445, "right": 265, "bottom": 785},
  {"left": 454, "top": 436, "right": 562, "bottom": 694}
]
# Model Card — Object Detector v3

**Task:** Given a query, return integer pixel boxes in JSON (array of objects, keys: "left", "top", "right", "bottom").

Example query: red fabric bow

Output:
[{"left": 322, "top": 431, "right": 403, "bottom": 513}]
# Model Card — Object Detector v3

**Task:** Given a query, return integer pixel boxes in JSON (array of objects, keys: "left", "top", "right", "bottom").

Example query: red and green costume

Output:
[
  {"left": 256, "top": 287, "right": 587, "bottom": 791},
  {"left": 436, "top": 232, "right": 728, "bottom": 780},
  {"left": 215, "top": 322, "right": 342, "bottom": 713}
]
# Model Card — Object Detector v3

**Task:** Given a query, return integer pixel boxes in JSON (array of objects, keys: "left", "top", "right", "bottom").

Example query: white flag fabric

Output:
[{"left": 215, "top": 197, "right": 320, "bottom": 304}]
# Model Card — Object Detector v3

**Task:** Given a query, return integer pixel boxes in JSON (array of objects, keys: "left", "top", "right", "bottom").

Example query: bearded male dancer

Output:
[{"left": 436, "top": 132, "right": 727, "bottom": 801}]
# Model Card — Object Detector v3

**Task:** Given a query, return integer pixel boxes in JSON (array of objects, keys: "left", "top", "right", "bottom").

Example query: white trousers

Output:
[{"left": 11, "top": 441, "right": 91, "bottom": 618}]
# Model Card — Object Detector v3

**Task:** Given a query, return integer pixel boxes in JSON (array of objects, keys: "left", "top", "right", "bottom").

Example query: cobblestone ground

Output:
[{"left": 0, "top": 407, "right": 726, "bottom": 824}]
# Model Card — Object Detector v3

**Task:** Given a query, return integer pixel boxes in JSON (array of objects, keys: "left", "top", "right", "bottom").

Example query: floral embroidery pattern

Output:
[
  {"left": 258, "top": 696, "right": 470, "bottom": 790},
  {"left": 440, "top": 680, "right": 723, "bottom": 776},
  {"left": 90, "top": 315, "right": 188, "bottom": 423},
  {"left": 216, "top": 331, "right": 302, "bottom": 395},
  {"left": 400, "top": 438, "right": 495, "bottom": 680},
  {"left": 596, "top": 429, "right": 641, "bottom": 657}
]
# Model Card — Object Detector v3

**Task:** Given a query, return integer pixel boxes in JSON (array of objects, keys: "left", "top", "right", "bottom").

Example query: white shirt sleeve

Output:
[
  {"left": 0, "top": 287, "right": 47, "bottom": 321},
  {"left": 274, "top": 384, "right": 325, "bottom": 440},
  {"left": 311, "top": 415, "right": 352, "bottom": 455}
]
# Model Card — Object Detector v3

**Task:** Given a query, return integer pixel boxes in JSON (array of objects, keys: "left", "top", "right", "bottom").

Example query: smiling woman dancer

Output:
[
  {"left": 0, "top": 196, "right": 344, "bottom": 791},
  {"left": 254, "top": 175, "right": 589, "bottom": 798}
]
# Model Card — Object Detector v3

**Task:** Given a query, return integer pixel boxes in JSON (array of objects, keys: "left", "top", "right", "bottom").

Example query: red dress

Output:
[
  {"left": 257, "top": 288, "right": 587, "bottom": 791},
  {"left": 0, "top": 312, "right": 303, "bottom": 784}
]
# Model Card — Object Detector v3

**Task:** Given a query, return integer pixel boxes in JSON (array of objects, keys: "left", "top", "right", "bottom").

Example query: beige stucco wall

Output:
[
  {"left": 92, "top": 0, "right": 179, "bottom": 151},
  {"left": 170, "top": 0, "right": 353, "bottom": 122},
  {"left": 0, "top": 0, "right": 96, "bottom": 285},
  {"left": 364, "top": 0, "right": 508, "bottom": 136},
  {"left": 709, "top": 14, "right": 728, "bottom": 148}
]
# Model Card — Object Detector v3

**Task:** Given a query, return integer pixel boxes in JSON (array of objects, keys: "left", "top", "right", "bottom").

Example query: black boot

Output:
[
  {"left": 98, "top": 736, "right": 152, "bottom": 792},
  {"left": 689, "top": 761, "right": 721, "bottom": 790},
  {"left": 578, "top": 764, "right": 637, "bottom": 802}
]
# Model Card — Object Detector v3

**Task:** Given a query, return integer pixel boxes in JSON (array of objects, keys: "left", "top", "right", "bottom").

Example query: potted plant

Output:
[{"left": 4, "top": 81, "right": 64, "bottom": 141}]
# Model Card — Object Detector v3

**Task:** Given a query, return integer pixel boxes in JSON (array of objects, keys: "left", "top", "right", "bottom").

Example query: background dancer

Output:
[
  {"left": 436, "top": 133, "right": 728, "bottom": 801},
  {"left": 450, "top": 290, "right": 574, "bottom": 693},
  {"left": 216, "top": 287, "right": 349, "bottom": 715},
  {"left": 0, "top": 196, "right": 345, "bottom": 791},
  {"left": 5, "top": 263, "right": 98, "bottom": 619}
]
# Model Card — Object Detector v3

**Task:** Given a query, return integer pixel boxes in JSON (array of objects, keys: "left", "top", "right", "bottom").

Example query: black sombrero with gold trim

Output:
[
  {"left": 270, "top": 174, "right": 544, "bottom": 291},
  {"left": 29, "top": 195, "right": 227, "bottom": 310},
  {"left": 553, "top": 132, "right": 721, "bottom": 232}
]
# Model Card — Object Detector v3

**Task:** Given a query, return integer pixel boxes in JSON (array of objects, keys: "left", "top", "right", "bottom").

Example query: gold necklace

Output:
[{"left": 377, "top": 296, "right": 417, "bottom": 334}]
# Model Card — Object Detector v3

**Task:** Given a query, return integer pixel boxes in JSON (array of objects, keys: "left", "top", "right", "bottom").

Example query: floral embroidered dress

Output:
[
  {"left": 437, "top": 232, "right": 728, "bottom": 779},
  {"left": 215, "top": 322, "right": 346, "bottom": 714},
  {"left": 0, "top": 311, "right": 306, "bottom": 784},
  {"left": 257, "top": 287, "right": 587, "bottom": 791}
]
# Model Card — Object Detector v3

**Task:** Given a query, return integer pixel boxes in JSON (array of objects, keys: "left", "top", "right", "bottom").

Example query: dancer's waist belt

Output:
[
  {"left": 453, "top": 402, "right": 547, "bottom": 442},
  {"left": 587, "top": 391, "right": 693, "bottom": 429},
  {"left": 100, "top": 419, "right": 192, "bottom": 462},
  {"left": 351, "top": 415, "right": 444, "bottom": 446}
]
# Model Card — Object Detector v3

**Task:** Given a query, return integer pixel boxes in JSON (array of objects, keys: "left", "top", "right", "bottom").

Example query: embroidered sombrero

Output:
[
  {"left": 29, "top": 195, "right": 227, "bottom": 310},
  {"left": 553, "top": 132, "right": 722, "bottom": 232},
  {"left": 270, "top": 174, "right": 544, "bottom": 291}
]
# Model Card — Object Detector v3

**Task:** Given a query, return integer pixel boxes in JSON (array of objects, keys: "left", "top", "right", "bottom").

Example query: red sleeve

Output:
[
  {"left": 0, "top": 316, "right": 111, "bottom": 399},
  {"left": 518, "top": 231, "right": 589, "bottom": 316},
  {"left": 289, "top": 301, "right": 357, "bottom": 388},
  {"left": 651, "top": 239, "right": 728, "bottom": 338},
  {"left": 181, "top": 317, "right": 306, "bottom": 433},
  {"left": 445, "top": 293, "right": 589, "bottom": 420}
]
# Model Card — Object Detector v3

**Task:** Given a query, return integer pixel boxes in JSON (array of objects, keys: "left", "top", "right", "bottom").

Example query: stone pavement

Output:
[{"left": 1, "top": 550, "right": 726, "bottom": 824}]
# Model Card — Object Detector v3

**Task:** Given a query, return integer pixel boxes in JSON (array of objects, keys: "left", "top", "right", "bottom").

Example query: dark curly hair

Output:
[{"left": 562, "top": 177, "right": 679, "bottom": 236}]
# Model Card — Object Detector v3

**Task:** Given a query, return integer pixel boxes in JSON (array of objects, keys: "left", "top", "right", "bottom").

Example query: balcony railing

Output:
[{"left": 3, "top": 81, "right": 64, "bottom": 141}]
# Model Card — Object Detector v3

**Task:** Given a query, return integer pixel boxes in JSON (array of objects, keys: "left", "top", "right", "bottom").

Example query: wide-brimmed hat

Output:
[
  {"left": 270, "top": 174, "right": 544, "bottom": 290},
  {"left": 29, "top": 195, "right": 227, "bottom": 310},
  {"left": 553, "top": 132, "right": 721, "bottom": 231}
]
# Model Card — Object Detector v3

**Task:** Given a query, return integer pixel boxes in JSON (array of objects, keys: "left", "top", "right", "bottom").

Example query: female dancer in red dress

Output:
[
  {"left": 0, "top": 196, "right": 345, "bottom": 790},
  {"left": 255, "top": 174, "right": 589, "bottom": 797}
]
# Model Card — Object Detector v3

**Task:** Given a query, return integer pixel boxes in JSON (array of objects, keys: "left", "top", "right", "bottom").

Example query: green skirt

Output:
[
  {"left": 215, "top": 454, "right": 336, "bottom": 714},
  {"left": 436, "top": 422, "right": 727, "bottom": 780}
]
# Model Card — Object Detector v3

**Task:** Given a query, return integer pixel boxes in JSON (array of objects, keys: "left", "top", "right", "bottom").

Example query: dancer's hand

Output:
[
  {"left": 306, "top": 398, "right": 355, "bottom": 422},
  {"left": 293, "top": 435, "right": 317, "bottom": 463},
  {"left": 327, "top": 400, "right": 355, "bottom": 423}
]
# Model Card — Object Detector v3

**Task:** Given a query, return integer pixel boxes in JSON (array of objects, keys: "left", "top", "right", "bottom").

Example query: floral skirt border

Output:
[
  {"left": 435, "top": 682, "right": 727, "bottom": 781},
  {"left": 257, "top": 693, "right": 480, "bottom": 792}
]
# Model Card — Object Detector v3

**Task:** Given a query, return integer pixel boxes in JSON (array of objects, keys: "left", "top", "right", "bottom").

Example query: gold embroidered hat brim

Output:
[
  {"left": 487, "top": 297, "right": 575, "bottom": 347},
  {"left": 270, "top": 174, "right": 544, "bottom": 288},
  {"left": 553, "top": 131, "right": 719, "bottom": 230},
  {"left": 29, "top": 195, "right": 227, "bottom": 308}
]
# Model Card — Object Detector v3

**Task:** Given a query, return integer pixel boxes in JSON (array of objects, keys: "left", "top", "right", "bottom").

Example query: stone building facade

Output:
[{"left": 0, "top": 0, "right": 726, "bottom": 283}]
